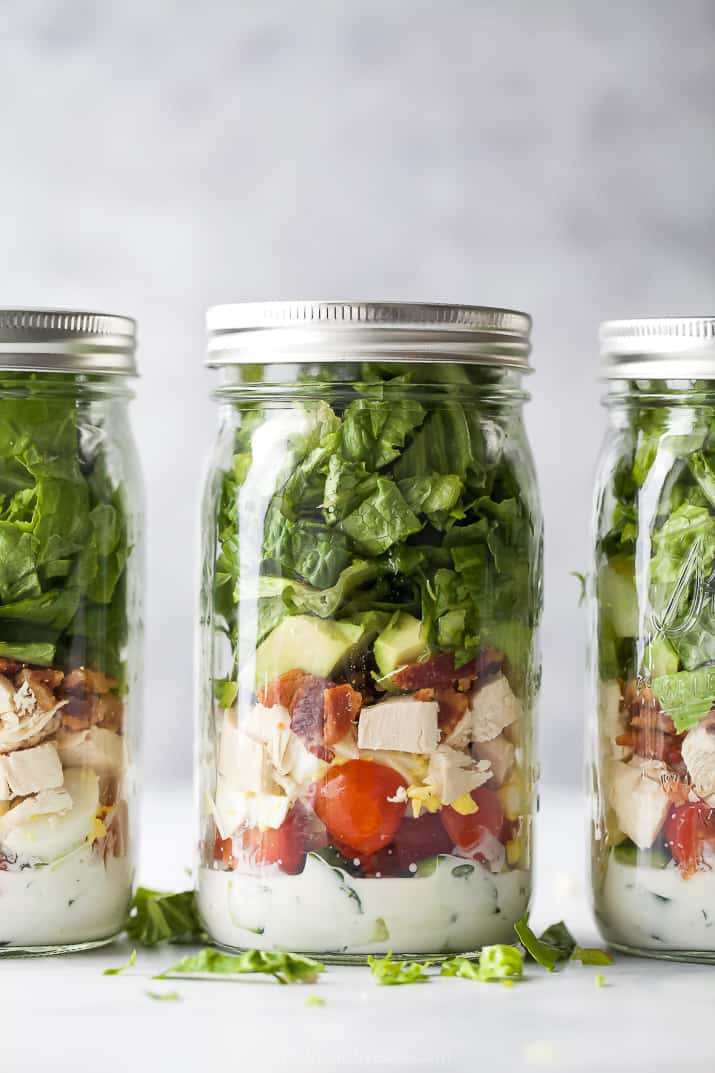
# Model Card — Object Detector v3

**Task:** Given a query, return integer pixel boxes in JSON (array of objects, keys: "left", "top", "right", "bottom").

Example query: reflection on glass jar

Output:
[
  {"left": 590, "top": 316, "right": 715, "bottom": 961},
  {"left": 196, "top": 301, "right": 542, "bottom": 960},
  {"left": 0, "top": 310, "right": 142, "bottom": 955}
]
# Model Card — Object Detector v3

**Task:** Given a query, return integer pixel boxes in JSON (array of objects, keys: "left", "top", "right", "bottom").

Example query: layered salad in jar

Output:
[
  {"left": 198, "top": 365, "right": 541, "bottom": 957},
  {"left": 0, "top": 377, "right": 133, "bottom": 951},
  {"left": 594, "top": 401, "right": 715, "bottom": 956}
]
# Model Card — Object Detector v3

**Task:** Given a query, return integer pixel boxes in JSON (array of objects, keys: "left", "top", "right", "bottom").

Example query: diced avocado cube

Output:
[
  {"left": 254, "top": 615, "right": 363, "bottom": 686},
  {"left": 373, "top": 612, "right": 429, "bottom": 677}
]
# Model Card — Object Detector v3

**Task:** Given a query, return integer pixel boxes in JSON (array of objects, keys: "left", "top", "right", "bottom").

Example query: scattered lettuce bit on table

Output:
[
  {"left": 125, "top": 887, "right": 205, "bottom": 947},
  {"left": 595, "top": 973, "right": 606, "bottom": 988},
  {"left": 145, "top": 990, "right": 181, "bottom": 1001},
  {"left": 514, "top": 917, "right": 612, "bottom": 972},
  {"left": 442, "top": 944, "right": 523, "bottom": 984},
  {"left": 156, "top": 947, "right": 324, "bottom": 985},
  {"left": 573, "top": 946, "right": 614, "bottom": 966},
  {"left": 368, "top": 953, "right": 432, "bottom": 986},
  {"left": 103, "top": 948, "right": 137, "bottom": 976},
  {"left": 305, "top": 995, "right": 327, "bottom": 1007}
]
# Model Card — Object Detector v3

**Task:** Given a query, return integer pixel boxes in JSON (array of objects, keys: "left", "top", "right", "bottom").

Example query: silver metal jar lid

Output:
[
  {"left": 0, "top": 309, "right": 137, "bottom": 376},
  {"left": 206, "top": 301, "right": 532, "bottom": 369},
  {"left": 600, "top": 317, "right": 715, "bottom": 379}
]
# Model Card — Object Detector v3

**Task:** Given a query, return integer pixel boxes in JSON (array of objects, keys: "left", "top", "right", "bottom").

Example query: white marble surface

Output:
[
  {"left": 1, "top": 3, "right": 714, "bottom": 788},
  {"left": 2, "top": 785, "right": 714, "bottom": 1073}
]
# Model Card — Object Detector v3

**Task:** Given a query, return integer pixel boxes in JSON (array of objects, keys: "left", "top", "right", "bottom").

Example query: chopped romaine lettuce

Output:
[
  {"left": 441, "top": 944, "right": 523, "bottom": 983},
  {"left": 156, "top": 947, "right": 324, "bottom": 984},
  {"left": 125, "top": 888, "right": 205, "bottom": 947},
  {"left": 367, "top": 952, "right": 432, "bottom": 985},
  {"left": 212, "top": 366, "right": 539, "bottom": 702},
  {"left": 514, "top": 916, "right": 575, "bottom": 971},
  {"left": 573, "top": 947, "right": 613, "bottom": 966}
]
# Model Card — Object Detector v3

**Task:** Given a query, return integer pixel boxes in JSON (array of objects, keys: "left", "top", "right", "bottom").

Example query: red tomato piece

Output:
[
  {"left": 238, "top": 802, "right": 327, "bottom": 876},
  {"left": 314, "top": 759, "right": 407, "bottom": 855},
  {"left": 440, "top": 787, "right": 505, "bottom": 857},
  {"left": 663, "top": 800, "right": 715, "bottom": 873},
  {"left": 213, "top": 832, "right": 237, "bottom": 868}
]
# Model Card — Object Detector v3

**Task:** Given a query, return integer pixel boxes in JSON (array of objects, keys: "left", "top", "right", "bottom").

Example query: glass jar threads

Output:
[
  {"left": 0, "top": 310, "right": 142, "bottom": 954},
  {"left": 591, "top": 316, "right": 715, "bottom": 960},
  {"left": 196, "top": 301, "right": 542, "bottom": 959}
]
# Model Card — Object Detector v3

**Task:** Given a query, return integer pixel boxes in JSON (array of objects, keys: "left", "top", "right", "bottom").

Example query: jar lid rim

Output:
[
  {"left": 600, "top": 316, "right": 715, "bottom": 378},
  {"left": 206, "top": 300, "right": 532, "bottom": 370},
  {"left": 0, "top": 308, "right": 137, "bottom": 376}
]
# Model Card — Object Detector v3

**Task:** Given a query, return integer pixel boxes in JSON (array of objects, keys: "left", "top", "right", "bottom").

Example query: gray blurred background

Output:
[{"left": 1, "top": 0, "right": 713, "bottom": 787}]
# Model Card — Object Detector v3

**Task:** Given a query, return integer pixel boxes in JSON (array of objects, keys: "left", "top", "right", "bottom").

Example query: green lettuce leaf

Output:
[
  {"left": 341, "top": 478, "right": 422, "bottom": 556},
  {"left": 367, "top": 952, "right": 432, "bottom": 985},
  {"left": 157, "top": 947, "right": 324, "bottom": 985},
  {"left": 573, "top": 947, "right": 613, "bottom": 966},
  {"left": 340, "top": 397, "right": 425, "bottom": 470},
  {"left": 125, "top": 888, "right": 205, "bottom": 947},
  {"left": 441, "top": 944, "right": 523, "bottom": 983},
  {"left": 514, "top": 916, "right": 575, "bottom": 971}
]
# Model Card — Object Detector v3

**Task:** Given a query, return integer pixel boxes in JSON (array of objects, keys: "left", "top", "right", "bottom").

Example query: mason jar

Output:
[
  {"left": 0, "top": 309, "right": 142, "bottom": 955},
  {"left": 196, "top": 301, "right": 542, "bottom": 959},
  {"left": 590, "top": 316, "right": 715, "bottom": 961}
]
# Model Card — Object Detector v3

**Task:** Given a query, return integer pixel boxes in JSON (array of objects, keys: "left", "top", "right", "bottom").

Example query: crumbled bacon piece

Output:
[
  {"left": 0, "top": 659, "right": 21, "bottom": 676},
  {"left": 414, "top": 688, "right": 435, "bottom": 702},
  {"left": 257, "top": 669, "right": 305, "bottom": 709},
  {"left": 392, "top": 653, "right": 477, "bottom": 691},
  {"left": 391, "top": 647, "right": 503, "bottom": 691},
  {"left": 63, "top": 667, "right": 117, "bottom": 695},
  {"left": 630, "top": 710, "right": 677, "bottom": 735},
  {"left": 289, "top": 675, "right": 332, "bottom": 759},
  {"left": 435, "top": 684, "right": 470, "bottom": 737},
  {"left": 95, "top": 693, "right": 123, "bottom": 732},
  {"left": 616, "top": 729, "right": 683, "bottom": 768},
  {"left": 323, "top": 684, "right": 362, "bottom": 746},
  {"left": 61, "top": 695, "right": 102, "bottom": 731}
]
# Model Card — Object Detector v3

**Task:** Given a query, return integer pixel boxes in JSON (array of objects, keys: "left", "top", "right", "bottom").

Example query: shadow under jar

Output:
[
  {"left": 0, "top": 310, "right": 142, "bottom": 955},
  {"left": 590, "top": 316, "right": 715, "bottom": 962},
  {"left": 196, "top": 301, "right": 542, "bottom": 961}
]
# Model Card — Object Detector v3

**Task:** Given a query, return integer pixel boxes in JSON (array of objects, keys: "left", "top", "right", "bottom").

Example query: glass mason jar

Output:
[
  {"left": 590, "top": 316, "right": 715, "bottom": 961},
  {"left": 196, "top": 301, "right": 542, "bottom": 960},
  {"left": 0, "top": 310, "right": 142, "bottom": 955}
]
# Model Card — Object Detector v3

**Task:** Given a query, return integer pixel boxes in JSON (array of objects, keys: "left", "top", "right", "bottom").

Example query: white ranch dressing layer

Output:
[
  {"left": 598, "top": 853, "right": 715, "bottom": 953},
  {"left": 0, "top": 846, "right": 132, "bottom": 949},
  {"left": 198, "top": 854, "right": 529, "bottom": 955}
]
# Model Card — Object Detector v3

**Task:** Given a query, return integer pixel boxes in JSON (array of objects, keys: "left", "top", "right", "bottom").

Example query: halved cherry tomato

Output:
[
  {"left": 440, "top": 787, "right": 505, "bottom": 855},
  {"left": 663, "top": 801, "right": 715, "bottom": 872},
  {"left": 314, "top": 759, "right": 407, "bottom": 855}
]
